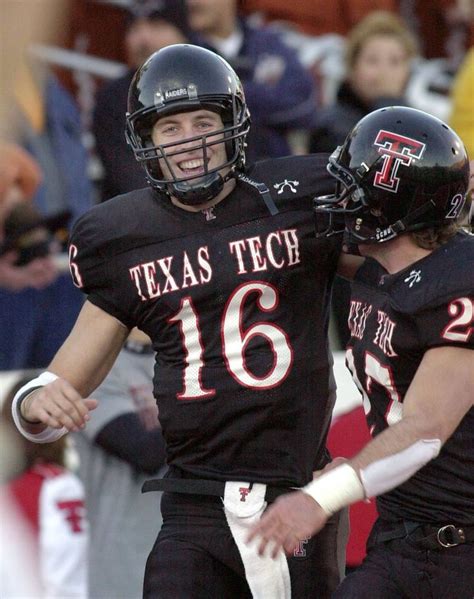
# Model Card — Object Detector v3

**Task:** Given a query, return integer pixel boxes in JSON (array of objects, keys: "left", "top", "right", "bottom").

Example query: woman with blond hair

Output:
[{"left": 310, "top": 11, "right": 418, "bottom": 349}]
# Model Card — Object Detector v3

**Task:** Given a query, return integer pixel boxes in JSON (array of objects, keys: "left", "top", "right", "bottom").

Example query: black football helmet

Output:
[
  {"left": 314, "top": 106, "right": 470, "bottom": 247},
  {"left": 126, "top": 44, "right": 250, "bottom": 205}
]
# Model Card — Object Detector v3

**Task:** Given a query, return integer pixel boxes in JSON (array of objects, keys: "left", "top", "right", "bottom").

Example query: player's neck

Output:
[
  {"left": 170, "top": 177, "right": 236, "bottom": 213},
  {"left": 361, "top": 235, "right": 432, "bottom": 274}
]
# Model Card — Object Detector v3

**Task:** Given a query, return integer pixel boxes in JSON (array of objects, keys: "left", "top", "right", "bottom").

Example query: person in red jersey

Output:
[{"left": 2, "top": 377, "right": 88, "bottom": 598}]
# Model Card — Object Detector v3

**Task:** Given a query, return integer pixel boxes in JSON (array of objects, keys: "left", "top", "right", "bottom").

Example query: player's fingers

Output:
[
  {"left": 256, "top": 520, "right": 287, "bottom": 557},
  {"left": 42, "top": 381, "right": 91, "bottom": 427},
  {"left": 283, "top": 533, "right": 300, "bottom": 556},
  {"left": 263, "top": 520, "right": 291, "bottom": 559},
  {"left": 256, "top": 535, "right": 271, "bottom": 557},
  {"left": 247, "top": 513, "right": 274, "bottom": 544},
  {"left": 268, "top": 534, "right": 286, "bottom": 559},
  {"left": 84, "top": 398, "right": 98, "bottom": 415},
  {"left": 43, "top": 399, "right": 85, "bottom": 431},
  {"left": 246, "top": 523, "right": 263, "bottom": 544},
  {"left": 32, "top": 406, "right": 64, "bottom": 429}
]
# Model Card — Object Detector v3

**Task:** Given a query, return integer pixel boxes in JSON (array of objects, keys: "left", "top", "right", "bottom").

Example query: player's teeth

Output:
[{"left": 180, "top": 160, "right": 204, "bottom": 169}]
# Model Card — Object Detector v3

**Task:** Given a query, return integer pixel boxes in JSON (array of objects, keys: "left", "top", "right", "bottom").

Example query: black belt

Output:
[
  {"left": 142, "top": 478, "right": 295, "bottom": 503},
  {"left": 373, "top": 520, "right": 474, "bottom": 550}
]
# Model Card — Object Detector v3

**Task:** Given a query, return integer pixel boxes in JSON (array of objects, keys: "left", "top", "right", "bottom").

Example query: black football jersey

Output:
[
  {"left": 69, "top": 155, "right": 341, "bottom": 487},
  {"left": 347, "top": 232, "right": 474, "bottom": 524}
]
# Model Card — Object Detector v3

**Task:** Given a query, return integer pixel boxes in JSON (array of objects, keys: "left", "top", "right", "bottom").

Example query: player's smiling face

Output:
[{"left": 151, "top": 109, "right": 228, "bottom": 182}]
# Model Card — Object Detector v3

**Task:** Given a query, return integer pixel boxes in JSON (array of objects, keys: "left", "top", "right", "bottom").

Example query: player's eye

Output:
[
  {"left": 196, "top": 121, "right": 215, "bottom": 130},
  {"left": 161, "top": 125, "right": 179, "bottom": 135}
]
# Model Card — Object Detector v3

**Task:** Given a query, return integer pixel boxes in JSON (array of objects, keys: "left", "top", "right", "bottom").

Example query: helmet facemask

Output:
[
  {"left": 314, "top": 146, "right": 375, "bottom": 240},
  {"left": 128, "top": 99, "right": 249, "bottom": 205}
]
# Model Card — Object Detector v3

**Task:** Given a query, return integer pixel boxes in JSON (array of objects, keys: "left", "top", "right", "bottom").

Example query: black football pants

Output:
[
  {"left": 333, "top": 520, "right": 474, "bottom": 598},
  {"left": 143, "top": 491, "right": 349, "bottom": 598}
]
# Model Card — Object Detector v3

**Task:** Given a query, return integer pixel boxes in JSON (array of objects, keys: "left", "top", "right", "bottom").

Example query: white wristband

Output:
[
  {"left": 301, "top": 463, "right": 365, "bottom": 516},
  {"left": 11, "top": 372, "right": 68, "bottom": 444}
]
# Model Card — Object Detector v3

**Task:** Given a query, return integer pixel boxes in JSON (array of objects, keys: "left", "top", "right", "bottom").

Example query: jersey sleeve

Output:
[
  {"left": 68, "top": 206, "right": 136, "bottom": 328},
  {"left": 39, "top": 471, "right": 88, "bottom": 598}
]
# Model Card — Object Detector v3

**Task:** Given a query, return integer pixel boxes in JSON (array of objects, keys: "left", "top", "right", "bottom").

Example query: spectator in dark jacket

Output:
[
  {"left": 310, "top": 11, "right": 418, "bottom": 155},
  {"left": 188, "top": 0, "right": 318, "bottom": 162}
]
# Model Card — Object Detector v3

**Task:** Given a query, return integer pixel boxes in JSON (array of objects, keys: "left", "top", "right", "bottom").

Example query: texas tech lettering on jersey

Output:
[
  {"left": 128, "top": 228, "right": 300, "bottom": 301},
  {"left": 373, "top": 311, "right": 397, "bottom": 357},
  {"left": 348, "top": 300, "right": 397, "bottom": 357},
  {"left": 373, "top": 130, "right": 426, "bottom": 192},
  {"left": 347, "top": 301, "right": 372, "bottom": 340},
  {"left": 129, "top": 246, "right": 213, "bottom": 301}
]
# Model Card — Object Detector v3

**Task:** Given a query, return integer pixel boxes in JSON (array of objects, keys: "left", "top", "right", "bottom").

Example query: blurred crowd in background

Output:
[{"left": 0, "top": 0, "right": 473, "bottom": 597}]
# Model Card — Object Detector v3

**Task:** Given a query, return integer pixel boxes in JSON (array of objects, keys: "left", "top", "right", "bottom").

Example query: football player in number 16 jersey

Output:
[
  {"left": 11, "top": 44, "right": 361, "bottom": 598},
  {"left": 249, "top": 106, "right": 474, "bottom": 599}
]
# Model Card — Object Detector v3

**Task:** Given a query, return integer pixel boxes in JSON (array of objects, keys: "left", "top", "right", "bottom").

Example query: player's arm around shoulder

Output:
[{"left": 13, "top": 300, "right": 129, "bottom": 440}]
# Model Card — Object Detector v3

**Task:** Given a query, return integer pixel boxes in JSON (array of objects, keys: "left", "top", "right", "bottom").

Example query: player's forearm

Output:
[
  {"left": 49, "top": 347, "right": 119, "bottom": 398},
  {"left": 350, "top": 414, "right": 436, "bottom": 474},
  {"left": 47, "top": 302, "right": 129, "bottom": 397},
  {"left": 301, "top": 414, "right": 441, "bottom": 516},
  {"left": 349, "top": 416, "right": 442, "bottom": 498}
]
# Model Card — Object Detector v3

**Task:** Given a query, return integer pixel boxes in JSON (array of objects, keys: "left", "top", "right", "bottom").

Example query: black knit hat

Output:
[{"left": 125, "top": 0, "right": 190, "bottom": 38}]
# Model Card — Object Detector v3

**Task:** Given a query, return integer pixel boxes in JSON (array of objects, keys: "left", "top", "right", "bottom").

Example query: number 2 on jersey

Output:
[{"left": 442, "top": 297, "right": 473, "bottom": 342}]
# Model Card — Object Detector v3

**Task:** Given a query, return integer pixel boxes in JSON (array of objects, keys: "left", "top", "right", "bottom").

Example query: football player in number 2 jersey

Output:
[
  {"left": 11, "top": 45, "right": 361, "bottom": 598},
  {"left": 249, "top": 106, "right": 474, "bottom": 599}
]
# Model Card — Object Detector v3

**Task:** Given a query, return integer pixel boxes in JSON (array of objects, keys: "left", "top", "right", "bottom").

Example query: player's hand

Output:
[
  {"left": 21, "top": 378, "right": 98, "bottom": 431},
  {"left": 246, "top": 492, "right": 329, "bottom": 558}
]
